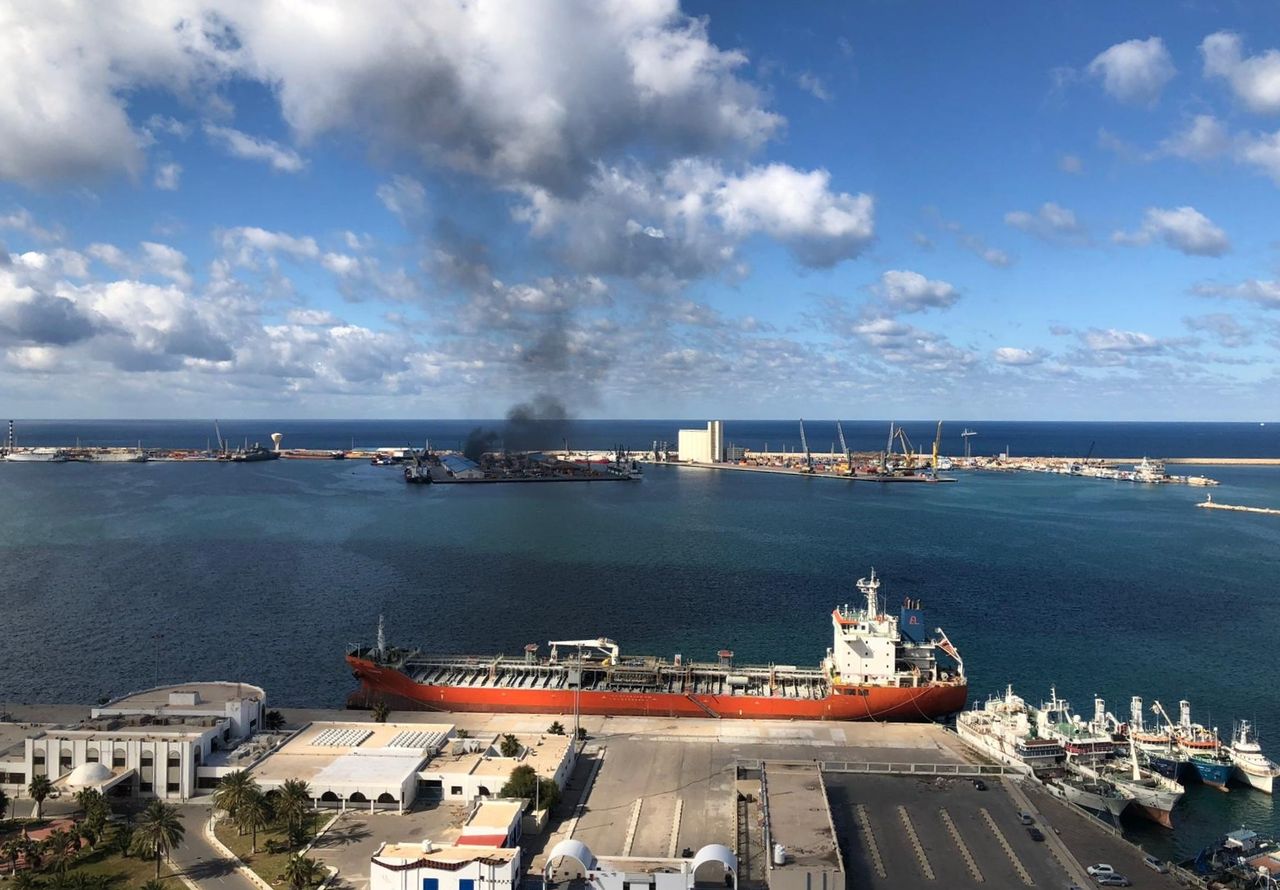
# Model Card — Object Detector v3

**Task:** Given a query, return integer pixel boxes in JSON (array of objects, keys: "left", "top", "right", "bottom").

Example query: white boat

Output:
[
  {"left": 85, "top": 449, "right": 148, "bottom": 463},
  {"left": 1133, "top": 456, "right": 1167, "bottom": 483},
  {"left": 955, "top": 686, "right": 1065, "bottom": 774},
  {"left": 1052, "top": 768, "right": 1134, "bottom": 818},
  {"left": 4, "top": 448, "right": 68, "bottom": 462},
  {"left": 1079, "top": 734, "right": 1182, "bottom": 828},
  {"left": 1229, "top": 721, "right": 1280, "bottom": 794}
]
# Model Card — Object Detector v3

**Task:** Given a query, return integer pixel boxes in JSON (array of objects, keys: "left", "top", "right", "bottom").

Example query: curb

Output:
[{"left": 206, "top": 811, "right": 274, "bottom": 890}]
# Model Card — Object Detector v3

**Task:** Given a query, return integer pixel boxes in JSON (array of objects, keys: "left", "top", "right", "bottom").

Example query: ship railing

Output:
[{"left": 736, "top": 758, "right": 1018, "bottom": 777}]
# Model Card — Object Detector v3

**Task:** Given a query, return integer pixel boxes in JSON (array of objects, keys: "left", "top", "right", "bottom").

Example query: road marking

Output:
[
  {"left": 668, "top": 798, "right": 684, "bottom": 857},
  {"left": 898, "top": 805, "right": 935, "bottom": 881},
  {"left": 1002, "top": 777, "right": 1093, "bottom": 888},
  {"left": 940, "top": 807, "right": 983, "bottom": 883},
  {"left": 980, "top": 807, "right": 1033, "bottom": 886},
  {"left": 855, "top": 804, "right": 887, "bottom": 879},
  {"left": 622, "top": 798, "right": 644, "bottom": 856}
]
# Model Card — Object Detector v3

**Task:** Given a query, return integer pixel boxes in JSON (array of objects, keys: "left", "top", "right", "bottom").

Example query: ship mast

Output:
[
  {"left": 857, "top": 569, "right": 880, "bottom": 618},
  {"left": 376, "top": 614, "right": 386, "bottom": 661}
]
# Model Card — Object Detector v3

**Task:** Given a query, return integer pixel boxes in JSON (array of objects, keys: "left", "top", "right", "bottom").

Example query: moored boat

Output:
[
  {"left": 1228, "top": 721, "right": 1279, "bottom": 794},
  {"left": 348, "top": 570, "right": 967, "bottom": 721}
]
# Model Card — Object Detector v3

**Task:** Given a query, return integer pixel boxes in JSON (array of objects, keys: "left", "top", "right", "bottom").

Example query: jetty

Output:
[{"left": 1197, "top": 494, "right": 1280, "bottom": 516}]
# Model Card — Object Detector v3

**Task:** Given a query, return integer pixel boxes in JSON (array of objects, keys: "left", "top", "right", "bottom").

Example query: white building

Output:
[
  {"left": 420, "top": 732, "right": 572, "bottom": 803},
  {"left": 0, "top": 682, "right": 267, "bottom": 803},
  {"left": 543, "top": 839, "right": 737, "bottom": 890},
  {"left": 371, "top": 842, "right": 521, "bottom": 890},
  {"left": 676, "top": 421, "right": 723, "bottom": 463}
]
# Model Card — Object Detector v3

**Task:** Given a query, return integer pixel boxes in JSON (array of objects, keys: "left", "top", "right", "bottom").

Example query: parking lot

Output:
[{"left": 826, "top": 774, "right": 1074, "bottom": 889}]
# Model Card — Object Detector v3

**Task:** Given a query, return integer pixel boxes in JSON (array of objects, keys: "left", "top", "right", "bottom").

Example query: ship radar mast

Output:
[
  {"left": 856, "top": 569, "right": 880, "bottom": 618},
  {"left": 376, "top": 613, "right": 386, "bottom": 661}
]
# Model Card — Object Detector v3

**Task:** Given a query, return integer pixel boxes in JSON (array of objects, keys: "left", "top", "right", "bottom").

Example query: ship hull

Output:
[
  {"left": 1188, "top": 756, "right": 1232, "bottom": 791},
  {"left": 1232, "top": 765, "right": 1276, "bottom": 794},
  {"left": 347, "top": 656, "right": 967, "bottom": 721},
  {"left": 1146, "top": 752, "right": 1191, "bottom": 783}
]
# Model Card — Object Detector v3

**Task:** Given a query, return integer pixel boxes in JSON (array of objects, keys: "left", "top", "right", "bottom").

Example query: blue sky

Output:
[{"left": 0, "top": 2, "right": 1277, "bottom": 419}]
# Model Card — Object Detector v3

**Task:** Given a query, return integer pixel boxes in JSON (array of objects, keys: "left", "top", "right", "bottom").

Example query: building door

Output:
[{"left": 459, "top": 880, "right": 474, "bottom": 890}]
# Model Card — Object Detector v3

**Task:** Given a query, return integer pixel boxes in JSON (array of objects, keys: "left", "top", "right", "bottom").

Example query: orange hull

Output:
[{"left": 346, "top": 656, "right": 967, "bottom": 721}]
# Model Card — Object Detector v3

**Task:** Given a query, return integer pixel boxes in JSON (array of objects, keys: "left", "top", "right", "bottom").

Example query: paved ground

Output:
[
  {"left": 311, "top": 802, "right": 472, "bottom": 890},
  {"left": 826, "top": 773, "right": 1070, "bottom": 889},
  {"left": 172, "top": 804, "right": 261, "bottom": 890}
]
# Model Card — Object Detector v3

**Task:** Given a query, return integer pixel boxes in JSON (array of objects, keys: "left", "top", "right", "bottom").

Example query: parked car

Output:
[
  {"left": 1027, "top": 827, "right": 1045, "bottom": 842},
  {"left": 1142, "top": 854, "right": 1169, "bottom": 873},
  {"left": 1094, "top": 875, "right": 1131, "bottom": 887},
  {"left": 1086, "top": 865, "right": 1115, "bottom": 876},
  {"left": 972, "top": 778, "right": 988, "bottom": 790},
  {"left": 1017, "top": 811, "right": 1034, "bottom": 825}
]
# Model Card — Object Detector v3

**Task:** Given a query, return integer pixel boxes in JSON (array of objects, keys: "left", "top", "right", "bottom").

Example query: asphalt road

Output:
[{"left": 173, "top": 804, "right": 261, "bottom": 890}]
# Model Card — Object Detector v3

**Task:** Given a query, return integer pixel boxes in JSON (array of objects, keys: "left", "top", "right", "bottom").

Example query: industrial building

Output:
[
  {"left": 0, "top": 682, "right": 267, "bottom": 803},
  {"left": 543, "top": 839, "right": 738, "bottom": 890},
  {"left": 760, "top": 763, "right": 844, "bottom": 890},
  {"left": 676, "top": 420, "right": 724, "bottom": 463}
]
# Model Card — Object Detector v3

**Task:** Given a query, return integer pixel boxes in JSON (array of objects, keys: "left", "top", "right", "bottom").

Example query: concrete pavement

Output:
[{"left": 173, "top": 805, "right": 261, "bottom": 890}]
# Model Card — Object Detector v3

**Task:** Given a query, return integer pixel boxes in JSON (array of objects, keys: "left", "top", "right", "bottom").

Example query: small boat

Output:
[{"left": 1229, "top": 721, "right": 1280, "bottom": 794}]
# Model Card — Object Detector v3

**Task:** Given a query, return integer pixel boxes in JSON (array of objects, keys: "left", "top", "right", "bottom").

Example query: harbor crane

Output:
[
  {"left": 961, "top": 428, "right": 977, "bottom": 460},
  {"left": 798, "top": 419, "right": 815, "bottom": 472},
  {"left": 836, "top": 420, "right": 851, "bottom": 473},
  {"left": 931, "top": 421, "right": 944, "bottom": 474},
  {"left": 894, "top": 425, "right": 916, "bottom": 468}
]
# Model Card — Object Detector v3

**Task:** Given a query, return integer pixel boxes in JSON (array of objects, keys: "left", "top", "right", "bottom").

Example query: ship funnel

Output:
[
  {"left": 1130, "top": 696, "right": 1144, "bottom": 731},
  {"left": 1179, "top": 700, "right": 1191, "bottom": 728}
]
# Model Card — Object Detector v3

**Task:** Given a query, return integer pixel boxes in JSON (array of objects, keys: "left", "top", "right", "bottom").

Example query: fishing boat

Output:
[{"left": 1228, "top": 721, "right": 1280, "bottom": 794}]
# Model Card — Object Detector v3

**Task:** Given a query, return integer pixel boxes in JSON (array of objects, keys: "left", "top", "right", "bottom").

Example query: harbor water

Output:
[{"left": 1, "top": 420, "right": 1279, "bottom": 860}]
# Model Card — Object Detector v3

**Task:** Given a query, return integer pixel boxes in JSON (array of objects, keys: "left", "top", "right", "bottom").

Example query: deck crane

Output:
[
  {"left": 798, "top": 419, "right": 815, "bottom": 472},
  {"left": 836, "top": 420, "right": 851, "bottom": 473},
  {"left": 549, "top": 638, "right": 620, "bottom": 665},
  {"left": 931, "top": 421, "right": 944, "bottom": 474},
  {"left": 1151, "top": 700, "right": 1179, "bottom": 734}
]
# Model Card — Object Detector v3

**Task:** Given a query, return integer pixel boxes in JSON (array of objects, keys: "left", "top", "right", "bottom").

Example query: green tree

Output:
[
  {"left": 499, "top": 764, "right": 559, "bottom": 811},
  {"left": 499, "top": 733, "right": 522, "bottom": 758},
  {"left": 576, "top": 726, "right": 587, "bottom": 741},
  {"left": 371, "top": 700, "right": 389, "bottom": 723},
  {"left": 0, "top": 786, "right": 9, "bottom": 821},
  {"left": 44, "top": 827, "right": 76, "bottom": 875},
  {"left": 213, "top": 770, "right": 259, "bottom": 832},
  {"left": 281, "top": 853, "right": 326, "bottom": 889},
  {"left": 140, "top": 881, "right": 168, "bottom": 890},
  {"left": 455, "top": 728, "right": 470, "bottom": 740},
  {"left": 111, "top": 822, "right": 135, "bottom": 859},
  {"left": 547, "top": 721, "right": 565, "bottom": 735},
  {"left": 27, "top": 775, "right": 53, "bottom": 819},
  {"left": 74, "top": 789, "right": 109, "bottom": 847},
  {"left": 264, "top": 710, "right": 287, "bottom": 732},
  {"left": 275, "top": 779, "right": 312, "bottom": 849},
  {"left": 130, "top": 799, "right": 186, "bottom": 880},
  {"left": 13, "top": 871, "right": 39, "bottom": 890},
  {"left": 236, "top": 789, "right": 272, "bottom": 854},
  {"left": 2, "top": 838, "right": 22, "bottom": 875}
]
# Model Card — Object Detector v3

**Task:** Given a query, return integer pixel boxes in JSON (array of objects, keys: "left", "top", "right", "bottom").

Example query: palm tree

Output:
[
  {"left": 371, "top": 700, "right": 389, "bottom": 723},
  {"left": 2, "top": 838, "right": 22, "bottom": 875},
  {"left": 0, "top": 786, "right": 10, "bottom": 821},
  {"left": 547, "top": 721, "right": 565, "bottom": 735},
  {"left": 27, "top": 775, "right": 53, "bottom": 819},
  {"left": 44, "top": 827, "right": 76, "bottom": 875},
  {"left": 12, "top": 871, "right": 39, "bottom": 890},
  {"left": 213, "top": 770, "right": 259, "bottom": 832},
  {"left": 140, "top": 881, "right": 168, "bottom": 890},
  {"left": 111, "top": 822, "right": 135, "bottom": 859},
  {"left": 275, "top": 779, "right": 312, "bottom": 848},
  {"left": 264, "top": 710, "right": 287, "bottom": 732},
  {"left": 499, "top": 733, "right": 522, "bottom": 757},
  {"left": 281, "top": 853, "right": 326, "bottom": 889},
  {"left": 130, "top": 799, "right": 185, "bottom": 880},
  {"left": 236, "top": 789, "right": 272, "bottom": 855}
]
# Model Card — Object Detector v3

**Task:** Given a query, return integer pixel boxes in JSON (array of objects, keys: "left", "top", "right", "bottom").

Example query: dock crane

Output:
[
  {"left": 931, "top": 421, "right": 944, "bottom": 474},
  {"left": 836, "top": 420, "right": 851, "bottom": 474},
  {"left": 960, "top": 428, "right": 977, "bottom": 460},
  {"left": 894, "top": 426, "right": 916, "bottom": 469},
  {"left": 798, "top": 419, "right": 815, "bottom": 472}
]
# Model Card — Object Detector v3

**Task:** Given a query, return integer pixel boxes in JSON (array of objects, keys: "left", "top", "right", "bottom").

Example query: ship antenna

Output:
[{"left": 376, "top": 613, "right": 386, "bottom": 660}]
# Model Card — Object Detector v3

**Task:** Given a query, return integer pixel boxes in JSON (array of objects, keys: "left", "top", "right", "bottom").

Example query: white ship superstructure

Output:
[
  {"left": 956, "top": 686, "right": 1064, "bottom": 774},
  {"left": 1229, "top": 721, "right": 1280, "bottom": 794}
]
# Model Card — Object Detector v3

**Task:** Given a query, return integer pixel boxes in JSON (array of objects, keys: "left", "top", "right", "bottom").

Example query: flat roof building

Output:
[
  {"left": 371, "top": 842, "right": 520, "bottom": 890},
  {"left": 543, "top": 839, "right": 737, "bottom": 890},
  {"left": 677, "top": 421, "right": 723, "bottom": 464},
  {"left": 760, "top": 763, "right": 844, "bottom": 890}
]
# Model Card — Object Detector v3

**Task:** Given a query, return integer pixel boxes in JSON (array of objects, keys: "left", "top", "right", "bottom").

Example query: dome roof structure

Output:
[{"left": 67, "top": 761, "right": 113, "bottom": 787}]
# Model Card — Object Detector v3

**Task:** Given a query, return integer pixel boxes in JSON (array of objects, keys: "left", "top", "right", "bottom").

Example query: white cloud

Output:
[
  {"left": 1079, "top": 328, "right": 1165, "bottom": 353},
  {"left": 140, "top": 242, "right": 192, "bottom": 288},
  {"left": 1058, "top": 154, "right": 1084, "bottom": 174},
  {"left": 1183, "top": 313, "right": 1253, "bottom": 347},
  {"left": 1193, "top": 278, "right": 1280, "bottom": 308},
  {"left": 872, "top": 270, "right": 959, "bottom": 313},
  {"left": 715, "top": 164, "right": 874, "bottom": 266},
  {"left": 1237, "top": 129, "right": 1280, "bottom": 184},
  {"left": 86, "top": 243, "right": 129, "bottom": 270},
  {"left": 796, "top": 72, "right": 830, "bottom": 101},
  {"left": 153, "top": 162, "right": 182, "bottom": 191},
  {"left": 1003, "top": 202, "right": 1086, "bottom": 243},
  {"left": 1087, "top": 37, "right": 1176, "bottom": 105},
  {"left": 204, "top": 124, "right": 306, "bottom": 173},
  {"left": 219, "top": 227, "right": 320, "bottom": 267},
  {"left": 1112, "top": 206, "right": 1230, "bottom": 257},
  {"left": 993, "top": 347, "right": 1045, "bottom": 366},
  {"left": 0, "top": 208, "right": 62, "bottom": 243},
  {"left": 1201, "top": 31, "right": 1280, "bottom": 114},
  {"left": 376, "top": 175, "right": 427, "bottom": 221},
  {"left": 1159, "top": 114, "right": 1231, "bottom": 161},
  {"left": 931, "top": 213, "right": 1012, "bottom": 267}
]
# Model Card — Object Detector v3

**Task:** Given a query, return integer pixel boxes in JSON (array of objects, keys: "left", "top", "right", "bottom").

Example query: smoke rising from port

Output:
[{"left": 461, "top": 394, "right": 574, "bottom": 460}]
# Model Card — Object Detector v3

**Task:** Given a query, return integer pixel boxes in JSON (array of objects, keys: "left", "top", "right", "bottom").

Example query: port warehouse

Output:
[{"left": 0, "top": 683, "right": 571, "bottom": 813}]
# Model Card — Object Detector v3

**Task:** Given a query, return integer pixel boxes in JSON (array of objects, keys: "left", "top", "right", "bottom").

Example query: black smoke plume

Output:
[
  {"left": 463, "top": 427, "right": 499, "bottom": 462},
  {"left": 503, "top": 394, "right": 573, "bottom": 452}
]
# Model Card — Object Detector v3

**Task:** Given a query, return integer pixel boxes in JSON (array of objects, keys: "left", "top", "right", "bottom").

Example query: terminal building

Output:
[
  {"left": 676, "top": 420, "right": 724, "bottom": 463},
  {"left": 0, "top": 682, "right": 267, "bottom": 803}
]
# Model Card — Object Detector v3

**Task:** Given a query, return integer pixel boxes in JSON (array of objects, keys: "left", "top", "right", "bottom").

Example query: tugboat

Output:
[{"left": 1228, "top": 720, "right": 1280, "bottom": 793}]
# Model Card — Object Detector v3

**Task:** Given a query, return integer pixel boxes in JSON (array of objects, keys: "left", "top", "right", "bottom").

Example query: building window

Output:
[
  {"left": 376, "top": 793, "right": 396, "bottom": 804},
  {"left": 320, "top": 791, "right": 339, "bottom": 803},
  {"left": 167, "top": 752, "right": 181, "bottom": 765},
  {"left": 349, "top": 792, "right": 368, "bottom": 803},
  {"left": 113, "top": 748, "right": 126, "bottom": 768},
  {"left": 478, "top": 786, "right": 491, "bottom": 797},
  {"left": 450, "top": 786, "right": 463, "bottom": 796},
  {"left": 86, "top": 747, "right": 99, "bottom": 763},
  {"left": 167, "top": 781, "right": 180, "bottom": 793},
  {"left": 139, "top": 781, "right": 153, "bottom": 792}
]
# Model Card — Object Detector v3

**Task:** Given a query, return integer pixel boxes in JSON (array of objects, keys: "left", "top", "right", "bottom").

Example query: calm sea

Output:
[{"left": 1, "top": 419, "right": 1278, "bottom": 859}]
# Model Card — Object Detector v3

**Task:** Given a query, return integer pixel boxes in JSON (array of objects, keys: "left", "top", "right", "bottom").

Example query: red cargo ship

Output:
[{"left": 347, "top": 571, "right": 967, "bottom": 721}]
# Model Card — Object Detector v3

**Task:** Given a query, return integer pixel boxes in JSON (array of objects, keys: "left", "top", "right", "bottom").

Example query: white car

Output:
[{"left": 1086, "top": 864, "right": 1115, "bottom": 876}]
